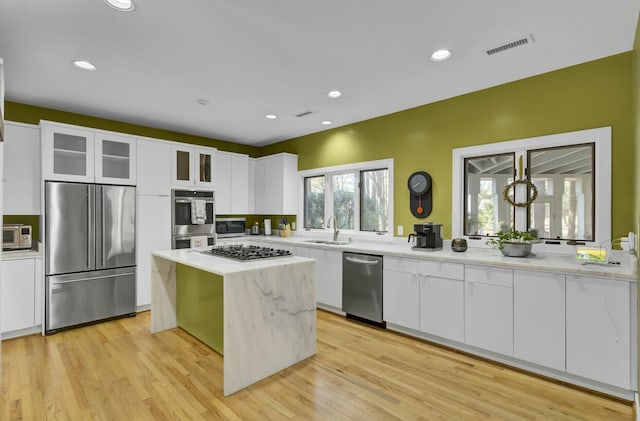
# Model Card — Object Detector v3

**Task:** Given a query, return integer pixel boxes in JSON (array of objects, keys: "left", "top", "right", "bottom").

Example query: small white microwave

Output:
[{"left": 3, "top": 224, "right": 32, "bottom": 251}]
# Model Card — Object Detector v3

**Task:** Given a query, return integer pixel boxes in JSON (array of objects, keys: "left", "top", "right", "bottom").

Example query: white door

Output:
[
  {"left": 136, "top": 138, "right": 171, "bottom": 195},
  {"left": 1, "top": 259, "right": 36, "bottom": 333},
  {"left": 566, "top": 275, "right": 630, "bottom": 389},
  {"left": 214, "top": 152, "right": 231, "bottom": 214},
  {"left": 193, "top": 147, "right": 215, "bottom": 188},
  {"left": 465, "top": 281, "right": 513, "bottom": 356},
  {"left": 42, "top": 122, "right": 95, "bottom": 182},
  {"left": 95, "top": 131, "right": 136, "bottom": 185},
  {"left": 420, "top": 276, "right": 464, "bottom": 342},
  {"left": 514, "top": 270, "right": 565, "bottom": 371},
  {"left": 136, "top": 195, "right": 171, "bottom": 307},
  {"left": 383, "top": 269, "right": 420, "bottom": 330}
]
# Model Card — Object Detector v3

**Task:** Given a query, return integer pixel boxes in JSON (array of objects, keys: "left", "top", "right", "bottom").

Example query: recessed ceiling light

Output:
[
  {"left": 321, "top": 120, "right": 332, "bottom": 125},
  {"left": 430, "top": 49, "right": 452, "bottom": 61},
  {"left": 72, "top": 60, "right": 97, "bottom": 71},
  {"left": 327, "top": 90, "right": 342, "bottom": 98},
  {"left": 196, "top": 98, "right": 210, "bottom": 106},
  {"left": 104, "top": 0, "right": 135, "bottom": 11},
  {"left": 265, "top": 114, "right": 278, "bottom": 120}
]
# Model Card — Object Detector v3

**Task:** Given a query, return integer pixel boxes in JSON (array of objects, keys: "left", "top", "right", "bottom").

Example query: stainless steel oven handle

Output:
[
  {"left": 52, "top": 272, "right": 135, "bottom": 284},
  {"left": 345, "top": 256, "right": 380, "bottom": 265},
  {"left": 174, "top": 199, "right": 215, "bottom": 204}
]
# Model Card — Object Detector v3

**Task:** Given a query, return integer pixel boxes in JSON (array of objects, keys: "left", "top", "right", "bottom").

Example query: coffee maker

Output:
[{"left": 408, "top": 222, "right": 443, "bottom": 251}]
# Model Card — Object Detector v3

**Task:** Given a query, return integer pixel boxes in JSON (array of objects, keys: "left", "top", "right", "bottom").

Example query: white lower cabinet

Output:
[
  {"left": 297, "top": 246, "right": 342, "bottom": 309},
  {"left": 136, "top": 195, "right": 171, "bottom": 308},
  {"left": 464, "top": 265, "right": 514, "bottom": 356},
  {"left": 566, "top": 275, "right": 631, "bottom": 389},
  {"left": 419, "top": 276, "right": 464, "bottom": 342},
  {"left": 514, "top": 270, "right": 565, "bottom": 371},
  {"left": 1, "top": 258, "right": 37, "bottom": 333},
  {"left": 383, "top": 269, "right": 420, "bottom": 330}
]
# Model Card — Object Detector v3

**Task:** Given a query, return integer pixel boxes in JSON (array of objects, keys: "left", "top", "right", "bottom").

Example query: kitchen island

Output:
[{"left": 150, "top": 248, "right": 316, "bottom": 396}]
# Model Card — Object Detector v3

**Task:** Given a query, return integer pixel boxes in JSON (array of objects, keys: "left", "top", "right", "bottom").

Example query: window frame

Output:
[
  {"left": 452, "top": 127, "right": 611, "bottom": 254},
  {"left": 298, "top": 159, "right": 394, "bottom": 240}
]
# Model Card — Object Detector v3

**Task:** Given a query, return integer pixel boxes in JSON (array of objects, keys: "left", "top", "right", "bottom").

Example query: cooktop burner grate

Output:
[{"left": 203, "top": 244, "right": 292, "bottom": 261}]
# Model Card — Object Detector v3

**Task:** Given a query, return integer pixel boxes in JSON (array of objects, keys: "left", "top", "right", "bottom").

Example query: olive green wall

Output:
[
  {"left": 634, "top": 17, "right": 640, "bottom": 250},
  {"left": 5, "top": 53, "right": 635, "bottom": 240},
  {"left": 261, "top": 53, "right": 634, "bottom": 240},
  {"left": 5, "top": 101, "right": 259, "bottom": 156},
  {"left": 632, "top": 12, "right": 640, "bottom": 399}
]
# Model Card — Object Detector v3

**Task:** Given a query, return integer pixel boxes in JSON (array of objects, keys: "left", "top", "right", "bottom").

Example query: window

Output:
[
  {"left": 361, "top": 169, "right": 389, "bottom": 232},
  {"left": 304, "top": 176, "right": 325, "bottom": 229},
  {"left": 464, "top": 153, "right": 515, "bottom": 236},
  {"left": 300, "top": 159, "right": 394, "bottom": 236},
  {"left": 452, "top": 127, "right": 610, "bottom": 251},
  {"left": 527, "top": 143, "right": 594, "bottom": 241}
]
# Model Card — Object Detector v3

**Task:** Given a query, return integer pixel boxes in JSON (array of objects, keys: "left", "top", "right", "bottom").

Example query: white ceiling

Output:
[{"left": 1, "top": 1, "right": 639, "bottom": 146}]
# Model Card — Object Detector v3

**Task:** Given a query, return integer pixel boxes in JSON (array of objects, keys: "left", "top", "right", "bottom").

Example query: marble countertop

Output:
[
  {"left": 219, "top": 235, "right": 639, "bottom": 281},
  {"left": 2, "top": 249, "right": 42, "bottom": 260},
  {"left": 151, "top": 248, "right": 314, "bottom": 276}
]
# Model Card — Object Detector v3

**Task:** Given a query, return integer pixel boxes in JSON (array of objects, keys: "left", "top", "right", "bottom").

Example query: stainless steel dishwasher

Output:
[{"left": 342, "top": 252, "right": 385, "bottom": 327}]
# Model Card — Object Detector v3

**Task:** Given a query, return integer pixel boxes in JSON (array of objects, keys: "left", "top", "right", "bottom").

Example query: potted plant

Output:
[{"left": 486, "top": 229, "right": 536, "bottom": 257}]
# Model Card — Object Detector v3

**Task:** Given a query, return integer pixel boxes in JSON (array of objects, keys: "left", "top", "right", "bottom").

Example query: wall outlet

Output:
[{"left": 397, "top": 225, "right": 403, "bottom": 236}]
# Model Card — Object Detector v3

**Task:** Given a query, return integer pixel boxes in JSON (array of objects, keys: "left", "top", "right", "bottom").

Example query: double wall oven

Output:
[{"left": 171, "top": 188, "right": 216, "bottom": 249}]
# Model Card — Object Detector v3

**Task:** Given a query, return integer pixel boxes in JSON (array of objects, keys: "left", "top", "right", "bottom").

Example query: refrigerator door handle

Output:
[
  {"left": 88, "top": 184, "right": 96, "bottom": 270},
  {"left": 51, "top": 272, "right": 136, "bottom": 285},
  {"left": 95, "top": 185, "right": 104, "bottom": 269}
]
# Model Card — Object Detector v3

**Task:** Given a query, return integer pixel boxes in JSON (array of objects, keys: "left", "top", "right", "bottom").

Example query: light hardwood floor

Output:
[{"left": 1, "top": 310, "right": 634, "bottom": 420}]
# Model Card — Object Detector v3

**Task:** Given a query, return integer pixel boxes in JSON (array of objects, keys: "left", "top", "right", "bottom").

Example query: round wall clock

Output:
[{"left": 408, "top": 171, "right": 432, "bottom": 218}]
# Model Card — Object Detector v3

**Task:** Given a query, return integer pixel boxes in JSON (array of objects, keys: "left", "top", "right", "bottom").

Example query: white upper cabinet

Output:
[
  {"left": 136, "top": 137, "right": 171, "bottom": 196},
  {"left": 94, "top": 131, "right": 136, "bottom": 185},
  {"left": 42, "top": 122, "right": 95, "bottom": 182},
  {"left": 41, "top": 121, "right": 136, "bottom": 185},
  {"left": 230, "top": 153, "right": 249, "bottom": 213},
  {"left": 3, "top": 122, "right": 40, "bottom": 214},
  {"left": 254, "top": 153, "right": 297, "bottom": 214},
  {"left": 214, "top": 151, "right": 232, "bottom": 214},
  {"left": 215, "top": 151, "right": 249, "bottom": 215},
  {"left": 171, "top": 144, "right": 215, "bottom": 188}
]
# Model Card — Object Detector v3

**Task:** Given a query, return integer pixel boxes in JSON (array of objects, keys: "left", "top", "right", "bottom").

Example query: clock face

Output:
[{"left": 408, "top": 171, "right": 431, "bottom": 195}]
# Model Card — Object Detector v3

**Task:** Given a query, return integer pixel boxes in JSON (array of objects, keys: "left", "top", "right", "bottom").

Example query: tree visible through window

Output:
[
  {"left": 361, "top": 169, "right": 389, "bottom": 232},
  {"left": 304, "top": 176, "right": 324, "bottom": 229},
  {"left": 302, "top": 164, "right": 390, "bottom": 234}
]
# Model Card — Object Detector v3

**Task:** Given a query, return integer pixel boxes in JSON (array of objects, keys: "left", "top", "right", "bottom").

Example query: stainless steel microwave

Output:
[
  {"left": 216, "top": 218, "right": 246, "bottom": 238},
  {"left": 3, "top": 224, "right": 32, "bottom": 251}
]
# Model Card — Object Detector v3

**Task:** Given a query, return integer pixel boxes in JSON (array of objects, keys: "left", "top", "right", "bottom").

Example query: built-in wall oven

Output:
[{"left": 171, "top": 188, "right": 216, "bottom": 249}]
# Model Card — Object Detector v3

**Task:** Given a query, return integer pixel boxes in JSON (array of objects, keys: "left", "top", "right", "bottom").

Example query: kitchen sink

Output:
[{"left": 304, "top": 240, "right": 351, "bottom": 245}]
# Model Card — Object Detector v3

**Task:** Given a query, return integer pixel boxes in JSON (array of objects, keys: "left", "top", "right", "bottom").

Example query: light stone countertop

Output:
[
  {"left": 151, "top": 248, "right": 314, "bottom": 276},
  {"left": 1, "top": 249, "right": 42, "bottom": 260},
  {"left": 218, "top": 235, "right": 638, "bottom": 281}
]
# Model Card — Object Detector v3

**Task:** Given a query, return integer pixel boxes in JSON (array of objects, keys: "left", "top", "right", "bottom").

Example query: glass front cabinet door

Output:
[
  {"left": 171, "top": 145, "right": 215, "bottom": 188},
  {"left": 94, "top": 132, "right": 137, "bottom": 185},
  {"left": 42, "top": 122, "right": 95, "bottom": 182}
]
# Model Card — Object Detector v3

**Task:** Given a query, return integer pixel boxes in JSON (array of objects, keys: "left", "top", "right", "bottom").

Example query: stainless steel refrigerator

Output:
[{"left": 45, "top": 181, "right": 136, "bottom": 334}]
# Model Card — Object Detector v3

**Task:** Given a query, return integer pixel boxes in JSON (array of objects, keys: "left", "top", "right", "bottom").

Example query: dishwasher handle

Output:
[{"left": 345, "top": 256, "right": 380, "bottom": 265}]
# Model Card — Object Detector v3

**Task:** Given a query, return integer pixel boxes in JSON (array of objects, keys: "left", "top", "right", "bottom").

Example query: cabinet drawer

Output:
[
  {"left": 420, "top": 260, "right": 464, "bottom": 280},
  {"left": 384, "top": 256, "right": 421, "bottom": 273},
  {"left": 465, "top": 264, "right": 513, "bottom": 288}
]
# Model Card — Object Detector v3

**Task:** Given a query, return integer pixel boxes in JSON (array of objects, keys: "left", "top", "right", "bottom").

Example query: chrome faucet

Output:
[{"left": 326, "top": 215, "right": 339, "bottom": 241}]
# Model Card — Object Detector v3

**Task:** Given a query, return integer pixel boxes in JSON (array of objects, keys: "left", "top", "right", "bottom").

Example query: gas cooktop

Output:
[{"left": 203, "top": 244, "right": 292, "bottom": 262}]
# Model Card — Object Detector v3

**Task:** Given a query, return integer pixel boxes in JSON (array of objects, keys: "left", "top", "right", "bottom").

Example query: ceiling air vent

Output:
[
  {"left": 484, "top": 34, "right": 534, "bottom": 56},
  {"left": 295, "top": 110, "right": 313, "bottom": 118}
]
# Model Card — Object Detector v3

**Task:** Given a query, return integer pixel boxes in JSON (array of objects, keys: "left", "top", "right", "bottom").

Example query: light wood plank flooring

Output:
[{"left": 1, "top": 310, "right": 634, "bottom": 420}]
